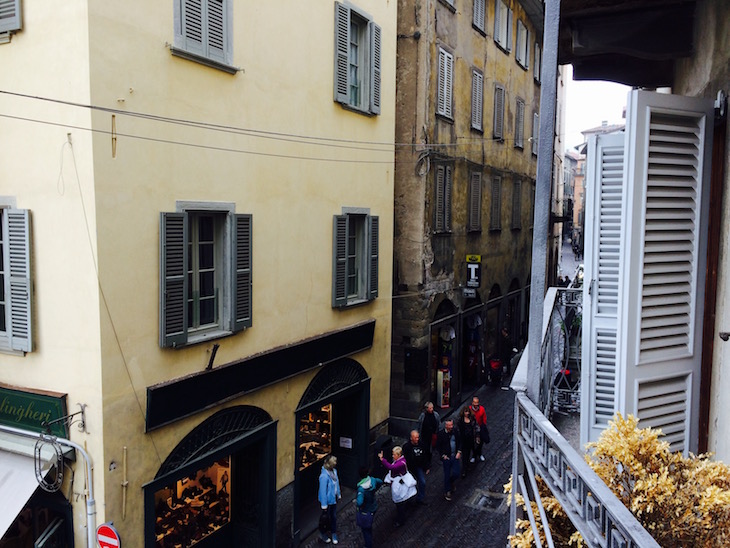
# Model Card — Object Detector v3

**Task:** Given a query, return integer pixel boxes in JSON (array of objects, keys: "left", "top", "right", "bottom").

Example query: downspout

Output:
[{"left": 0, "top": 424, "right": 96, "bottom": 548}]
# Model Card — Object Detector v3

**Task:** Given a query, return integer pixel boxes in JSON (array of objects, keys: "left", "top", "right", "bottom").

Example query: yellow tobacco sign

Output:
[{"left": 466, "top": 254, "right": 481, "bottom": 263}]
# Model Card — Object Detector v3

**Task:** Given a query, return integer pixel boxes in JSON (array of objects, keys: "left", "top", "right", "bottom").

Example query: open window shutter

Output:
[
  {"left": 0, "top": 0, "right": 21, "bottom": 33},
  {"left": 181, "top": 0, "right": 205, "bottom": 57},
  {"left": 473, "top": 0, "right": 485, "bottom": 31},
  {"left": 532, "top": 112, "right": 539, "bottom": 154},
  {"left": 435, "top": 166, "right": 446, "bottom": 231},
  {"left": 205, "top": 0, "right": 227, "bottom": 64},
  {"left": 334, "top": 2, "right": 350, "bottom": 105},
  {"left": 493, "top": 1, "right": 501, "bottom": 43},
  {"left": 524, "top": 28, "right": 530, "bottom": 68},
  {"left": 516, "top": 100, "right": 525, "bottom": 147},
  {"left": 512, "top": 180, "right": 522, "bottom": 228},
  {"left": 618, "top": 90, "right": 714, "bottom": 455},
  {"left": 445, "top": 167, "right": 453, "bottom": 230},
  {"left": 491, "top": 176, "right": 501, "bottom": 228},
  {"left": 369, "top": 22, "right": 381, "bottom": 114},
  {"left": 471, "top": 72, "right": 483, "bottom": 130},
  {"left": 332, "top": 215, "right": 348, "bottom": 307},
  {"left": 160, "top": 212, "right": 188, "bottom": 348},
  {"left": 494, "top": 86, "right": 505, "bottom": 139},
  {"left": 580, "top": 133, "right": 625, "bottom": 445},
  {"left": 506, "top": 8, "right": 513, "bottom": 51},
  {"left": 232, "top": 214, "right": 252, "bottom": 332},
  {"left": 7, "top": 209, "right": 32, "bottom": 352},
  {"left": 367, "top": 216, "right": 379, "bottom": 300},
  {"left": 469, "top": 172, "right": 482, "bottom": 231}
]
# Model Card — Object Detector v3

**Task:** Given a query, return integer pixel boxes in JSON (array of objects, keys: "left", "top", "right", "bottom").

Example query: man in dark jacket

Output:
[
  {"left": 403, "top": 430, "right": 429, "bottom": 504},
  {"left": 435, "top": 419, "right": 461, "bottom": 501}
]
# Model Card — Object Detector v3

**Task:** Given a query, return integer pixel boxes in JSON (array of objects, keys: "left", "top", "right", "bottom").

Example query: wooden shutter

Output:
[
  {"left": 515, "top": 99, "right": 525, "bottom": 148},
  {"left": 232, "top": 214, "right": 252, "bottom": 332},
  {"left": 581, "top": 133, "right": 625, "bottom": 445},
  {"left": 435, "top": 165, "right": 446, "bottom": 232},
  {"left": 534, "top": 43, "right": 541, "bottom": 81},
  {"left": 473, "top": 0, "right": 485, "bottom": 31},
  {"left": 493, "top": 1, "right": 501, "bottom": 44},
  {"left": 438, "top": 49, "right": 453, "bottom": 118},
  {"left": 524, "top": 28, "right": 530, "bottom": 68},
  {"left": 333, "top": 2, "right": 350, "bottom": 105},
  {"left": 332, "top": 215, "right": 348, "bottom": 307},
  {"left": 490, "top": 175, "right": 501, "bottom": 229},
  {"left": 444, "top": 166, "right": 453, "bottom": 230},
  {"left": 160, "top": 212, "right": 188, "bottom": 348},
  {"left": 469, "top": 172, "right": 482, "bottom": 231},
  {"left": 512, "top": 180, "right": 522, "bottom": 229},
  {"left": 506, "top": 8, "right": 513, "bottom": 51},
  {"left": 494, "top": 86, "right": 505, "bottom": 139},
  {"left": 367, "top": 216, "right": 379, "bottom": 300},
  {"left": 181, "top": 0, "right": 205, "bottom": 57},
  {"left": 532, "top": 112, "right": 539, "bottom": 155},
  {"left": 471, "top": 71, "right": 483, "bottom": 130},
  {"left": 0, "top": 0, "right": 21, "bottom": 33},
  {"left": 6, "top": 209, "right": 32, "bottom": 352},
  {"left": 369, "top": 22, "right": 381, "bottom": 114},
  {"left": 205, "top": 0, "right": 227, "bottom": 64},
  {"left": 618, "top": 90, "right": 714, "bottom": 455},
  {"left": 515, "top": 22, "right": 524, "bottom": 64}
]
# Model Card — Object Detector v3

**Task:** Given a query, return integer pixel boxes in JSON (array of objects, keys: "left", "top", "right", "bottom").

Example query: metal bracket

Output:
[
  {"left": 715, "top": 90, "right": 726, "bottom": 119},
  {"left": 42, "top": 403, "right": 88, "bottom": 435}
]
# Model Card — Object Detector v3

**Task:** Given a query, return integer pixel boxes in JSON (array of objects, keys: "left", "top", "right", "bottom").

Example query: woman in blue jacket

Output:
[{"left": 318, "top": 454, "right": 341, "bottom": 544}]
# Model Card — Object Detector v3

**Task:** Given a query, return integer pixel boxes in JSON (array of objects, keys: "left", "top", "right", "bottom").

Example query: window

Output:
[
  {"left": 160, "top": 204, "right": 251, "bottom": 348},
  {"left": 334, "top": 2, "right": 382, "bottom": 115},
  {"left": 512, "top": 180, "right": 522, "bottom": 229},
  {"left": 490, "top": 176, "right": 502, "bottom": 230},
  {"left": 332, "top": 210, "right": 379, "bottom": 307},
  {"left": 532, "top": 111, "right": 539, "bottom": 155},
  {"left": 172, "top": 0, "right": 235, "bottom": 73},
  {"left": 515, "top": 20, "right": 529, "bottom": 68},
  {"left": 494, "top": 0, "right": 512, "bottom": 52},
  {"left": 468, "top": 172, "right": 482, "bottom": 232},
  {"left": 515, "top": 98, "right": 525, "bottom": 149},
  {"left": 0, "top": 0, "right": 22, "bottom": 36},
  {"left": 434, "top": 165, "right": 453, "bottom": 233},
  {"left": 473, "top": 0, "right": 486, "bottom": 33},
  {"left": 534, "top": 42, "right": 542, "bottom": 82},
  {"left": 471, "top": 70, "right": 484, "bottom": 131},
  {"left": 493, "top": 85, "right": 505, "bottom": 140},
  {"left": 437, "top": 48, "right": 454, "bottom": 119},
  {"left": 0, "top": 207, "right": 32, "bottom": 354}
]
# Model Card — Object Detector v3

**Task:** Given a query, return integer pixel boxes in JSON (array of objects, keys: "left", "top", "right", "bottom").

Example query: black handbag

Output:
[{"left": 319, "top": 509, "right": 330, "bottom": 533}]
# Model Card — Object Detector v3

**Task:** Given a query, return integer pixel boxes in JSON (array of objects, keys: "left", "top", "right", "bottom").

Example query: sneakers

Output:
[
  {"left": 444, "top": 491, "right": 452, "bottom": 501},
  {"left": 332, "top": 534, "right": 339, "bottom": 545},
  {"left": 479, "top": 455, "right": 486, "bottom": 462},
  {"left": 469, "top": 457, "right": 475, "bottom": 464},
  {"left": 319, "top": 533, "right": 331, "bottom": 544}
]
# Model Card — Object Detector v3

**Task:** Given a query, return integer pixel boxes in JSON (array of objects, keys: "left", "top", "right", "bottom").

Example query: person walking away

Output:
[
  {"left": 355, "top": 466, "right": 383, "bottom": 548},
  {"left": 435, "top": 419, "right": 461, "bottom": 501},
  {"left": 402, "top": 430, "right": 429, "bottom": 504},
  {"left": 457, "top": 406, "right": 477, "bottom": 477},
  {"left": 470, "top": 396, "right": 488, "bottom": 462},
  {"left": 378, "top": 446, "right": 409, "bottom": 526},
  {"left": 417, "top": 401, "right": 441, "bottom": 462},
  {"left": 317, "top": 454, "right": 341, "bottom": 544}
]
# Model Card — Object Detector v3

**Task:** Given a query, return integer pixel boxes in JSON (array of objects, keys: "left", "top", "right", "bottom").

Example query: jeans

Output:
[
  {"left": 442, "top": 456, "right": 461, "bottom": 493},
  {"left": 361, "top": 524, "right": 373, "bottom": 548},
  {"left": 320, "top": 504, "right": 337, "bottom": 539},
  {"left": 414, "top": 467, "right": 427, "bottom": 501}
]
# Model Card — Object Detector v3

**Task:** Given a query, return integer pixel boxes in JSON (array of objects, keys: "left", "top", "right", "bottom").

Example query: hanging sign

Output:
[{"left": 0, "top": 384, "right": 68, "bottom": 437}]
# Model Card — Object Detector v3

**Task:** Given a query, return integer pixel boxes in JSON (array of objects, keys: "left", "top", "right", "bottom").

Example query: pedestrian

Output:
[
  {"left": 417, "top": 401, "right": 441, "bottom": 462},
  {"left": 402, "top": 429, "right": 429, "bottom": 504},
  {"left": 457, "top": 406, "right": 477, "bottom": 476},
  {"left": 378, "top": 446, "right": 412, "bottom": 526},
  {"left": 317, "top": 454, "right": 341, "bottom": 544},
  {"left": 355, "top": 466, "right": 383, "bottom": 548},
  {"left": 470, "top": 396, "right": 488, "bottom": 462},
  {"left": 435, "top": 419, "right": 461, "bottom": 501}
]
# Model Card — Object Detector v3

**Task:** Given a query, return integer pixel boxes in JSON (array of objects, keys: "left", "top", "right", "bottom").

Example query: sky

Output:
[{"left": 563, "top": 65, "right": 631, "bottom": 151}]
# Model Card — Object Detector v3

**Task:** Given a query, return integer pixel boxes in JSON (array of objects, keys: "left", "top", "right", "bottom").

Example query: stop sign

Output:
[{"left": 96, "top": 523, "right": 121, "bottom": 548}]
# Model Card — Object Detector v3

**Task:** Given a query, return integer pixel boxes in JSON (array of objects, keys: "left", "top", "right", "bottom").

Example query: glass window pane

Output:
[
  {"left": 199, "top": 297, "right": 215, "bottom": 325},
  {"left": 200, "top": 271, "right": 215, "bottom": 297},
  {"left": 198, "top": 215, "right": 215, "bottom": 242},
  {"left": 199, "top": 243, "right": 214, "bottom": 269}
]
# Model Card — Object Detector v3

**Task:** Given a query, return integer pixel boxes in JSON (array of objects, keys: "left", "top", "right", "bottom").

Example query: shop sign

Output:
[
  {"left": 462, "top": 287, "right": 477, "bottom": 298},
  {"left": 0, "top": 384, "right": 68, "bottom": 437},
  {"left": 466, "top": 254, "right": 481, "bottom": 263},
  {"left": 466, "top": 262, "right": 481, "bottom": 288},
  {"left": 339, "top": 436, "right": 353, "bottom": 449}
]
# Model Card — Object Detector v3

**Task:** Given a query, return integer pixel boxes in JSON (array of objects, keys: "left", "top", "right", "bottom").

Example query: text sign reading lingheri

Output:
[{"left": 0, "top": 384, "right": 68, "bottom": 437}]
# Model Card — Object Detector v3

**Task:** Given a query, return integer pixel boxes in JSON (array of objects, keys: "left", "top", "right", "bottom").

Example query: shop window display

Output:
[
  {"left": 153, "top": 457, "right": 231, "bottom": 547},
  {"left": 299, "top": 404, "right": 332, "bottom": 470}
]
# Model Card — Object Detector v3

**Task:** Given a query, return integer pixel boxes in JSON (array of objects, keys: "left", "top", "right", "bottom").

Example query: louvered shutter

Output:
[
  {"left": 512, "top": 180, "right": 522, "bottom": 229},
  {"left": 205, "top": 0, "right": 227, "bottom": 64},
  {"left": 516, "top": 100, "right": 525, "bottom": 148},
  {"left": 532, "top": 112, "right": 539, "bottom": 155},
  {"left": 160, "top": 212, "right": 188, "bottom": 348},
  {"left": 435, "top": 166, "right": 446, "bottom": 232},
  {"left": 524, "top": 28, "right": 530, "bottom": 68},
  {"left": 506, "top": 8, "right": 513, "bottom": 51},
  {"left": 438, "top": 49, "right": 453, "bottom": 118},
  {"left": 181, "top": 0, "right": 205, "bottom": 57},
  {"left": 332, "top": 215, "right": 348, "bottom": 307},
  {"left": 515, "top": 22, "right": 523, "bottom": 64},
  {"left": 0, "top": 0, "right": 21, "bottom": 33},
  {"left": 580, "top": 133, "right": 625, "bottom": 445},
  {"left": 469, "top": 172, "right": 482, "bottom": 231},
  {"left": 473, "top": 0, "right": 485, "bottom": 32},
  {"left": 491, "top": 176, "right": 501, "bottom": 229},
  {"left": 6, "top": 209, "right": 32, "bottom": 352},
  {"left": 618, "top": 90, "right": 714, "bottom": 455},
  {"left": 493, "top": 1, "right": 501, "bottom": 43},
  {"left": 369, "top": 22, "right": 381, "bottom": 114},
  {"left": 232, "top": 214, "right": 252, "bottom": 332},
  {"left": 333, "top": 2, "right": 350, "bottom": 105},
  {"left": 444, "top": 166, "right": 453, "bottom": 230},
  {"left": 367, "top": 216, "right": 379, "bottom": 300},
  {"left": 471, "top": 71, "right": 483, "bottom": 130},
  {"left": 494, "top": 86, "right": 505, "bottom": 139}
]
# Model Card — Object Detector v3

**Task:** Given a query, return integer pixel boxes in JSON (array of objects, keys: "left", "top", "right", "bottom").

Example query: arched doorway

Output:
[{"left": 144, "top": 406, "right": 277, "bottom": 547}]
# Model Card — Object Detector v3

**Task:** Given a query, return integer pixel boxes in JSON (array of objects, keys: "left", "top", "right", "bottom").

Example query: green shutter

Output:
[
  {"left": 332, "top": 215, "right": 348, "bottom": 307},
  {"left": 0, "top": 0, "right": 22, "bottom": 34},
  {"left": 232, "top": 214, "right": 252, "bottom": 332},
  {"left": 7, "top": 209, "right": 32, "bottom": 352},
  {"left": 334, "top": 2, "right": 350, "bottom": 104},
  {"left": 160, "top": 212, "right": 188, "bottom": 348},
  {"left": 368, "top": 216, "right": 379, "bottom": 300},
  {"left": 444, "top": 166, "right": 453, "bottom": 230},
  {"left": 369, "top": 22, "right": 381, "bottom": 114}
]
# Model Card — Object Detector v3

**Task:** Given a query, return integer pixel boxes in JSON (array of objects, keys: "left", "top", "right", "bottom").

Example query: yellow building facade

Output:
[{"left": 0, "top": 0, "right": 396, "bottom": 546}]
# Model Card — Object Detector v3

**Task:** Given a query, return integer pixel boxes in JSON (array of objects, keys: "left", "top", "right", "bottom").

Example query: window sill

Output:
[
  {"left": 438, "top": 0, "right": 457, "bottom": 13},
  {"left": 0, "top": 346, "right": 25, "bottom": 356},
  {"left": 516, "top": 60, "right": 529, "bottom": 71},
  {"left": 436, "top": 112, "right": 454, "bottom": 124},
  {"left": 186, "top": 328, "right": 235, "bottom": 346},
  {"left": 170, "top": 46, "right": 240, "bottom": 75},
  {"left": 471, "top": 126, "right": 484, "bottom": 134},
  {"left": 337, "top": 297, "right": 374, "bottom": 309},
  {"left": 494, "top": 41, "right": 511, "bottom": 56},
  {"left": 514, "top": 144, "right": 524, "bottom": 150},
  {"left": 472, "top": 25, "right": 486, "bottom": 37},
  {"left": 338, "top": 101, "right": 377, "bottom": 117}
]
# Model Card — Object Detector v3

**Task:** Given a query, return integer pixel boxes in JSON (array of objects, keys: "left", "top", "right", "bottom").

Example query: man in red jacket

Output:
[{"left": 470, "top": 396, "right": 487, "bottom": 463}]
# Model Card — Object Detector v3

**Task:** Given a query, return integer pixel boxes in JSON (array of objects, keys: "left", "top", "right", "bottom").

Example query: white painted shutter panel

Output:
[
  {"left": 333, "top": 2, "right": 350, "bottom": 105},
  {"left": 181, "top": 0, "right": 205, "bottom": 57},
  {"left": 332, "top": 215, "right": 348, "bottom": 307},
  {"left": 471, "top": 71, "right": 483, "bottom": 130},
  {"left": 469, "top": 172, "right": 482, "bottom": 231},
  {"left": 160, "top": 212, "right": 188, "bottom": 348},
  {"left": 438, "top": 50, "right": 453, "bottom": 118},
  {"left": 516, "top": 100, "right": 525, "bottom": 148},
  {"left": 532, "top": 112, "right": 539, "bottom": 154},
  {"left": 7, "top": 209, "right": 32, "bottom": 352},
  {"left": 580, "top": 133, "right": 625, "bottom": 445},
  {"left": 619, "top": 90, "right": 714, "bottom": 455},
  {"left": 435, "top": 166, "right": 446, "bottom": 232},
  {"left": 232, "top": 214, "right": 252, "bottom": 332},
  {"left": 506, "top": 8, "right": 513, "bottom": 51},
  {"left": 369, "top": 22, "right": 382, "bottom": 114},
  {"left": 474, "top": 0, "right": 485, "bottom": 31},
  {"left": 0, "top": 0, "right": 21, "bottom": 33},
  {"left": 205, "top": 0, "right": 227, "bottom": 64},
  {"left": 494, "top": 86, "right": 505, "bottom": 139},
  {"left": 493, "top": 1, "right": 501, "bottom": 44},
  {"left": 367, "top": 216, "right": 379, "bottom": 300}
]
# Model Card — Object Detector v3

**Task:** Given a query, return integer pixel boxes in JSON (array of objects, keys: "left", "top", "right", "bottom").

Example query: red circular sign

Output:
[{"left": 96, "top": 523, "right": 121, "bottom": 548}]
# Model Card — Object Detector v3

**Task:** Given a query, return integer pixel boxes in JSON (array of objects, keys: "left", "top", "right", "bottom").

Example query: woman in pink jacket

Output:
[{"left": 378, "top": 446, "right": 408, "bottom": 527}]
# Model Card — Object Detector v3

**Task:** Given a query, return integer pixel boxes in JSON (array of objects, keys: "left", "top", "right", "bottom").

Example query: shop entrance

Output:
[{"left": 460, "top": 302, "right": 485, "bottom": 395}]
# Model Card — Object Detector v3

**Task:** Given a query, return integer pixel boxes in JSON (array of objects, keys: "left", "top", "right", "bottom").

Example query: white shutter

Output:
[
  {"left": 438, "top": 49, "right": 453, "bottom": 118},
  {"left": 494, "top": 86, "right": 505, "bottom": 139},
  {"left": 6, "top": 209, "right": 32, "bottom": 352},
  {"left": 618, "top": 90, "right": 714, "bottom": 455},
  {"left": 205, "top": 0, "right": 228, "bottom": 64},
  {"left": 0, "top": 0, "right": 21, "bottom": 34},
  {"left": 532, "top": 112, "right": 539, "bottom": 155},
  {"left": 444, "top": 166, "right": 453, "bottom": 230},
  {"left": 473, "top": 0, "right": 485, "bottom": 32},
  {"left": 581, "top": 133, "right": 625, "bottom": 445},
  {"left": 369, "top": 22, "right": 382, "bottom": 114},
  {"left": 333, "top": 2, "right": 350, "bottom": 104},
  {"left": 435, "top": 166, "right": 446, "bottom": 232},
  {"left": 515, "top": 99, "right": 525, "bottom": 148},
  {"left": 181, "top": 0, "right": 204, "bottom": 56},
  {"left": 471, "top": 71, "right": 483, "bottom": 130},
  {"left": 506, "top": 8, "right": 513, "bottom": 51},
  {"left": 493, "top": 0, "right": 501, "bottom": 44}
]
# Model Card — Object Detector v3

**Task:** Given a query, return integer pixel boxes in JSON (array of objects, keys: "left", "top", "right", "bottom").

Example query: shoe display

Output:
[{"left": 479, "top": 455, "right": 485, "bottom": 462}]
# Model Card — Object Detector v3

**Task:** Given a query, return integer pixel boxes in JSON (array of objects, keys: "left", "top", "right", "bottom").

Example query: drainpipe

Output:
[{"left": 0, "top": 424, "right": 96, "bottom": 548}]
